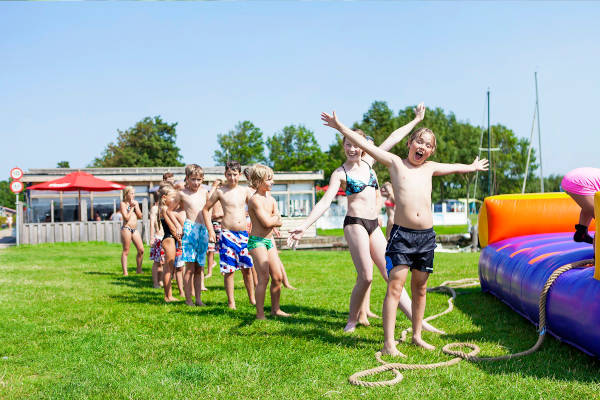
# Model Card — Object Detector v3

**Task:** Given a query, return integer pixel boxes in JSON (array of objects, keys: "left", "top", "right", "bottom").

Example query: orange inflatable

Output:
[{"left": 478, "top": 192, "right": 595, "bottom": 248}]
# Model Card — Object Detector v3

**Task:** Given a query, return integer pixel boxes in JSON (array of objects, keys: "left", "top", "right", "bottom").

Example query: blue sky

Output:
[{"left": 2, "top": 1, "right": 599, "bottom": 182}]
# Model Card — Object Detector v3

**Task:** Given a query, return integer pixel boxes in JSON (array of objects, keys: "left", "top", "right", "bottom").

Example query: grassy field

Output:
[
  {"left": 0, "top": 243, "right": 598, "bottom": 399},
  {"left": 318, "top": 224, "right": 469, "bottom": 237}
]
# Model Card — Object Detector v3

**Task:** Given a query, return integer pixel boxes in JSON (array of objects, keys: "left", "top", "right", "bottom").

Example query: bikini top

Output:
[{"left": 342, "top": 160, "right": 379, "bottom": 196}]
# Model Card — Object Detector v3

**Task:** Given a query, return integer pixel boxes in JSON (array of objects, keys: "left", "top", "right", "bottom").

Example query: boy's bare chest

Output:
[{"left": 220, "top": 187, "right": 246, "bottom": 208}]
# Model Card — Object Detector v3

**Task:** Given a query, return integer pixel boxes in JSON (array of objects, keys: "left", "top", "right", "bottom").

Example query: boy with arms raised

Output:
[
  {"left": 179, "top": 164, "right": 210, "bottom": 306},
  {"left": 203, "top": 161, "right": 255, "bottom": 309},
  {"left": 247, "top": 164, "right": 291, "bottom": 319},
  {"left": 322, "top": 111, "right": 488, "bottom": 355}
]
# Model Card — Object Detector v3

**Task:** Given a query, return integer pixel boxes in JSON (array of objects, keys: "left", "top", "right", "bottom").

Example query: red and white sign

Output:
[
  {"left": 10, "top": 167, "right": 23, "bottom": 181},
  {"left": 10, "top": 180, "right": 24, "bottom": 194}
]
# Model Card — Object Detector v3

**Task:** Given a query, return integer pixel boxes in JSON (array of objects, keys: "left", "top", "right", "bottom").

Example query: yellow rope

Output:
[{"left": 348, "top": 260, "right": 593, "bottom": 387}]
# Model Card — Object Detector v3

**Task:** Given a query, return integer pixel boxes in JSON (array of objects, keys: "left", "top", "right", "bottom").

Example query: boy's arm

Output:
[
  {"left": 379, "top": 102, "right": 425, "bottom": 152},
  {"left": 431, "top": 157, "right": 489, "bottom": 176},
  {"left": 149, "top": 208, "right": 156, "bottom": 238},
  {"left": 202, "top": 189, "right": 219, "bottom": 242},
  {"left": 249, "top": 198, "right": 282, "bottom": 229},
  {"left": 321, "top": 111, "right": 396, "bottom": 167}
]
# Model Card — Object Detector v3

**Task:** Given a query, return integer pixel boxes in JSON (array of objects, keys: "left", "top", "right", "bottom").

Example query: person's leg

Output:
[
  {"left": 381, "top": 265, "right": 409, "bottom": 356},
  {"left": 184, "top": 262, "right": 196, "bottom": 306},
  {"left": 131, "top": 230, "right": 145, "bottom": 274},
  {"left": 343, "top": 224, "right": 374, "bottom": 332},
  {"left": 120, "top": 228, "right": 132, "bottom": 276},
  {"left": 271, "top": 239, "right": 295, "bottom": 289},
  {"left": 206, "top": 250, "right": 214, "bottom": 278},
  {"left": 224, "top": 272, "right": 236, "bottom": 309},
  {"left": 369, "top": 229, "right": 443, "bottom": 334},
  {"left": 162, "top": 238, "right": 177, "bottom": 302},
  {"left": 194, "top": 262, "right": 206, "bottom": 306},
  {"left": 250, "top": 246, "right": 270, "bottom": 319},
  {"left": 567, "top": 192, "right": 595, "bottom": 243},
  {"left": 267, "top": 247, "right": 290, "bottom": 316},
  {"left": 152, "top": 261, "right": 161, "bottom": 288},
  {"left": 241, "top": 268, "right": 256, "bottom": 305},
  {"left": 410, "top": 269, "right": 435, "bottom": 350},
  {"left": 175, "top": 266, "right": 185, "bottom": 297}
]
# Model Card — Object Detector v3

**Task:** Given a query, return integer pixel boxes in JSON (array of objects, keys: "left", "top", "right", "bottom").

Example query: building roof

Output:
[{"left": 23, "top": 167, "right": 324, "bottom": 184}]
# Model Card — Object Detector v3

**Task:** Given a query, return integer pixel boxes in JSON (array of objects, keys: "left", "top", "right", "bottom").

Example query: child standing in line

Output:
[
  {"left": 322, "top": 111, "right": 488, "bottom": 354},
  {"left": 203, "top": 161, "right": 256, "bottom": 310},
  {"left": 159, "top": 183, "right": 185, "bottom": 303},
  {"left": 561, "top": 167, "right": 600, "bottom": 245},
  {"left": 149, "top": 192, "right": 164, "bottom": 288},
  {"left": 178, "top": 165, "right": 210, "bottom": 307},
  {"left": 247, "top": 164, "right": 291, "bottom": 319}
]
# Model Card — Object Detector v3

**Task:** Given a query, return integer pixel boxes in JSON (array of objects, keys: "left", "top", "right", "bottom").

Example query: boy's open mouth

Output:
[{"left": 415, "top": 150, "right": 424, "bottom": 161}]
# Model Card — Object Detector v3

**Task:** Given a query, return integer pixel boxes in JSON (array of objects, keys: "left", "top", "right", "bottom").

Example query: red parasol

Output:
[
  {"left": 27, "top": 171, "right": 125, "bottom": 221},
  {"left": 27, "top": 171, "right": 124, "bottom": 192}
]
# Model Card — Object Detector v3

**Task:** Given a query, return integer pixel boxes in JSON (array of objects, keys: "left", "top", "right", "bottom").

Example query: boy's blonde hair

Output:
[
  {"left": 249, "top": 164, "right": 274, "bottom": 189},
  {"left": 409, "top": 128, "right": 437, "bottom": 151},
  {"left": 123, "top": 186, "right": 134, "bottom": 199},
  {"left": 185, "top": 164, "right": 204, "bottom": 179}
]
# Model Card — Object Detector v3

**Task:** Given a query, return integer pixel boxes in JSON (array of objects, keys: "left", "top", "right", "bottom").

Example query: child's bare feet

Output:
[
  {"left": 358, "top": 317, "right": 370, "bottom": 327},
  {"left": 422, "top": 321, "right": 445, "bottom": 335},
  {"left": 256, "top": 313, "right": 266, "bottom": 320},
  {"left": 270, "top": 309, "right": 291, "bottom": 317},
  {"left": 344, "top": 321, "right": 357, "bottom": 333},
  {"left": 205, "top": 273, "right": 212, "bottom": 278},
  {"left": 412, "top": 336, "right": 436, "bottom": 350},
  {"left": 185, "top": 300, "right": 194, "bottom": 306},
  {"left": 179, "top": 291, "right": 185, "bottom": 297},
  {"left": 366, "top": 310, "right": 380, "bottom": 319},
  {"left": 165, "top": 296, "right": 179, "bottom": 303},
  {"left": 195, "top": 301, "right": 206, "bottom": 307},
  {"left": 381, "top": 344, "right": 406, "bottom": 357},
  {"left": 201, "top": 286, "right": 208, "bottom": 292},
  {"left": 153, "top": 284, "right": 161, "bottom": 289},
  {"left": 228, "top": 303, "right": 236, "bottom": 310}
]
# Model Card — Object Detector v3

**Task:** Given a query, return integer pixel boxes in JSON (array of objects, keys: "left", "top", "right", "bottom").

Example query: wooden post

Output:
[
  {"left": 90, "top": 192, "right": 94, "bottom": 221},
  {"left": 59, "top": 192, "right": 64, "bottom": 222},
  {"left": 142, "top": 198, "right": 149, "bottom": 245},
  {"left": 50, "top": 200, "right": 54, "bottom": 223},
  {"left": 80, "top": 199, "right": 88, "bottom": 222}
]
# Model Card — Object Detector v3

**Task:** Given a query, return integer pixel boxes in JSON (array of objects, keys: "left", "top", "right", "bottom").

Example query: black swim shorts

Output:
[{"left": 385, "top": 225, "right": 436, "bottom": 275}]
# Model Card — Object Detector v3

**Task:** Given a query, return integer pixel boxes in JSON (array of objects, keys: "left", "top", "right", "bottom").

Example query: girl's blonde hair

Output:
[
  {"left": 248, "top": 164, "right": 274, "bottom": 190},
  {"left": 123, "top": 186, "right": 134, "bottom": 200}
]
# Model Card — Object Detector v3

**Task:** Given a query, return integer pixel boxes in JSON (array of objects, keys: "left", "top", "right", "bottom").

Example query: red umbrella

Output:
[
  {"left": 27, "top": 171, "right": 124, "bottom": 192},
  {"left": 28, "top": 171, "right": 125, "bottom": 221}
]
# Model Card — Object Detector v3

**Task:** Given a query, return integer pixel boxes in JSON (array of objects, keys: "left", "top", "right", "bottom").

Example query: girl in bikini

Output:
[
  {"left": 159, "top": 182, "right": 185, "bottom": 302},
  {"left": 288, "top": 103, "right": 442, "bottom": 334},
  {"left": 120, "top": 186, "right": 144, "bottom": 276}
]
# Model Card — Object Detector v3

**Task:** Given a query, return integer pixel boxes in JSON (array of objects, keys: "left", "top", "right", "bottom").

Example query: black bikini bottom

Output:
[{"left": 343, "top": 216, "right": 379, "bottom": 236}]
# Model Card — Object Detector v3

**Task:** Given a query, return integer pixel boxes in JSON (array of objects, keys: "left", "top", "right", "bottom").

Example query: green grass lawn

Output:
[
  {"left": 318, "top": 225, "right": 469, "bottom": 237},
  {"left": 0, "top": 243, "right": 598, "bottom": 399}
]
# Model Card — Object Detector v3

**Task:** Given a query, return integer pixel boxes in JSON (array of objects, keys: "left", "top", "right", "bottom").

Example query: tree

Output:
[
  {"left": 91, "top": 116, "right": 184, "bottom": 167},
  {"left": 0, "top": 179, "right": 17, "bottom": 209},
  {"left": 267, "top": 125, "right": 326, "bottom": 171},
  {"left": 213, "top": 121, "right": 266, "bottom": 165},
  {"left": 56, "top": 161, "right": 70, "bottom": 168}
]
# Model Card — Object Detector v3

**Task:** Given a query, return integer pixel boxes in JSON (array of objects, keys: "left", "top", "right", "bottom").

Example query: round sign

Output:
[
  {"left": 10, "top": 167, "right": 23, "bottom": 181},
  {"left": 10, "top": 180, "right": 24, "bottom": 194}
]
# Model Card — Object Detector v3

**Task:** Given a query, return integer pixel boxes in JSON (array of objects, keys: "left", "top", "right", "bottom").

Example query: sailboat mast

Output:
[
  {"left": 535, "top": 72, "right": 544, "bottom": 192},
  {"left": 487, "top": 89, "right": 492, "bottom": 197}
]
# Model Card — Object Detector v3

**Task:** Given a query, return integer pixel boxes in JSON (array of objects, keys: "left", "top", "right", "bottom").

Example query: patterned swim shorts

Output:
[
  {"left": 208, "top": 220, "right": 222, "bottom": 253},
  {"left": 219, "top": 229, "right": 253, "bottom": 274},
  {"left": 149, "top": 236, "right": 164, "bottom": 263},
  {"left": 182, "top": 219, "right": 209, "bottom": 266}
]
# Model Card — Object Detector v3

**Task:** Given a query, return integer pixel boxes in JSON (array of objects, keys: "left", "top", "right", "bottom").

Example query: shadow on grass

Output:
[{"left": 444, "top": 290, "right": 600, "bottom": 383}]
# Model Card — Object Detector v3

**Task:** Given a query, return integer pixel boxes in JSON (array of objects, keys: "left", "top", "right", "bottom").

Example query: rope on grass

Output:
[{"left": 348, "top": 260, "right": 594, "bottom": 387}]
